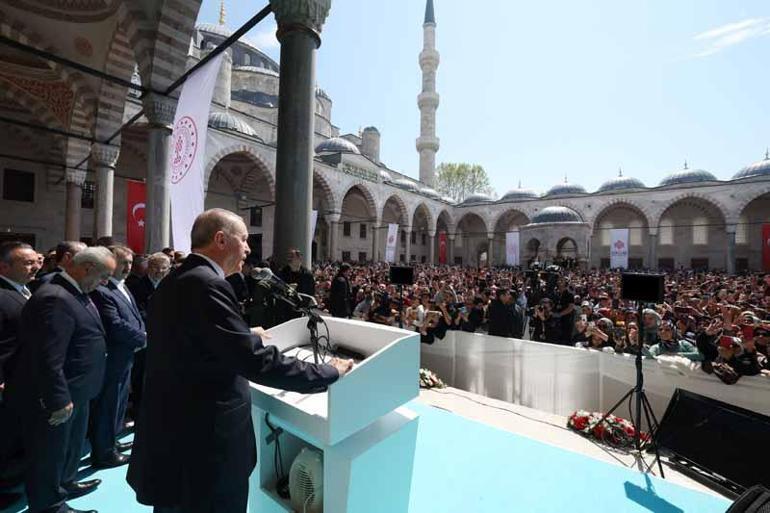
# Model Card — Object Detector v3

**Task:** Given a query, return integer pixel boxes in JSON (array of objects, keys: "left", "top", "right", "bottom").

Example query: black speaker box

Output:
[
  {"left": 620, "top": 273, "right": 664, "bottom": 303},
  {"left": 389, "top": 266, "right": 414, "bottom": 286}
]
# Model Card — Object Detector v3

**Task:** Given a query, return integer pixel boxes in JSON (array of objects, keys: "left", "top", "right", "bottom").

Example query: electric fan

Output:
[{"left": 289, "top": 447, "right": 323, "bottom": 513}]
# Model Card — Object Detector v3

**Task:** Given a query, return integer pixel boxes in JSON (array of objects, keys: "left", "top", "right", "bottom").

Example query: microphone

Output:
[{"left": 250, "top": 267, "right": 297, "bottom": 300}]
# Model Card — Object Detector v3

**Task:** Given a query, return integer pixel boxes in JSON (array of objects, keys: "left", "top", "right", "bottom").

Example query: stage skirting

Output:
[{"left": 421, "top": 331, "right": 770, "bottom": 419}]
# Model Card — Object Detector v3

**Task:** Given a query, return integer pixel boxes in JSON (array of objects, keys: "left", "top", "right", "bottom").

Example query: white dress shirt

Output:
[{"left": 192, "top": 253, "right": 225, "bottom": 279}]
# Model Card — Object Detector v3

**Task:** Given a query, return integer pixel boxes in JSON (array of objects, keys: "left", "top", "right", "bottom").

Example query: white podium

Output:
[{"left": 248, "top": 317, "right": 420, "bottom": 513}]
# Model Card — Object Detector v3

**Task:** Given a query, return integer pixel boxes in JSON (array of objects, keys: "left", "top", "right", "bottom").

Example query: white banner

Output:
[
  {"left": 505, "top": 231, "right": 520, "bottom": 266},
  {"left": 169, "top": 53, "right": 225, "bottom": 253},
  {"left": 385, "top": 223, "right": 399, "bottom": 263},
  {"left": 311, "top": 210, "right": 318, "bottom": 238},
  {"left": 610, "top": 228, "right": 629, "bottom": 269}
]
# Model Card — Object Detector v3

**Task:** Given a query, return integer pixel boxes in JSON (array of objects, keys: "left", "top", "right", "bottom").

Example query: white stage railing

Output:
[{"left": 420, "top": 331, "right": 770, "bottom": 420}]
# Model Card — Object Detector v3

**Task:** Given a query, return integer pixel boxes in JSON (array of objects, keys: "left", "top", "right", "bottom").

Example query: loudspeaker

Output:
[
  {"left": 726, "top": 486, "right": 770, "bottom": 513},
  {"left": 656, "top": 389, "right": 770, "bottom": 492},
  {"left": 620, "top": 273, "right": 664, "bottom": 303},
  {"left": 389, "top": 266, "right": 414, "bottom": 286}
]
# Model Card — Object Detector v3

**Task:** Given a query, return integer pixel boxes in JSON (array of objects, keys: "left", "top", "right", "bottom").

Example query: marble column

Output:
[
  {"left": 648, "top": 231, "right": 658, "bottom": 270},
  {"left": 91, "top": 143, "right": 120, "bottom": 240},
  {"left": 65, "top": 170, "right": 86, "bottom": 241},
  {"left": 270, "top": 0, "right": 331, "bottom": 270},
  {"left": 428, "top": 231, "right": 436, "bottom": 265},
  {"left": 371, "top": 218, "right": 381, "bottom": 262},
  {"left": 142, "top": 94, "right": 176, "bottom": 252},
  {"left": 726, "top": 224, "right": 737, "bottom": 275},
  {"left": 404, "top": 227, "right": 412, "bottom": 264},
  {"left": 487, "top": 234, "right": 495, "bottom": 267},
  {"left": 327, "top": 214, "right": 340, "bottom": 262},
  {"left": 448, "top": 233, "right": 455, "bottom": 264}
]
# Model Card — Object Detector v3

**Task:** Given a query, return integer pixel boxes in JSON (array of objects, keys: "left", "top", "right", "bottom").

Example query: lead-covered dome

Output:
[
  {"left": 441, "top": 195, "right": 456, "bottom": 204},
  {"left": 733, "top": 152, "right": 770, "bottom": 180},
  {"left": 315, "top": 137, "right": 361, "bottom": 155},
  {"left": 208, "top": 111, "right": 257, "bottom": 138},
  {"left": 545, "top": 179, "right": 587, "bottom": 197},
  {"left": 379, "top": 169, "right": 392, "bottom": 181},
  {"left": 460, "top": 193, "right": 494, "bottom": 205},
  {"left": 500, "top": 183, "right": 539, "bottom": 201},
  {"left": 392, "top": 178, "right": 419, "bottom": 192},
  {"left": 420, "top": 187, "right": 441, "bottom": 199},
  {"left": 659, "top": 163, "right": 717, "bottom": 186},
  {"left": 597, "top": 171, "right": 645, "bottom": 192},
  {"left": 530, "top": 206, "right": 582, "bottom": 224}
]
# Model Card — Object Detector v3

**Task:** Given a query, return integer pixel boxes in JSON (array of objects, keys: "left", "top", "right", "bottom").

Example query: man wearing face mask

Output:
[{"left": 11, "top": 247, "right": 116, "bottom": 513}]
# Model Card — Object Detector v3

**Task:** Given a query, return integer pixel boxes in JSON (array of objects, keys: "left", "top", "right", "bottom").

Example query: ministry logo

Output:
[{"left": 170, "top": 116, "right": 198, "bottom": 184}]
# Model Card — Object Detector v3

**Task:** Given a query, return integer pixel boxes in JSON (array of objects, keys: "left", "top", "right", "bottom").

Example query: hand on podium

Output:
[{"left": 329, "top": 357, "right": 354, "bottom": 377}]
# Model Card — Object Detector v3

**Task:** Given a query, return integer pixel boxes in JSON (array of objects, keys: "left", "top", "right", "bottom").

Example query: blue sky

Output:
[{"left": 198, "top": 0, "right": 770, "bottom": 195}]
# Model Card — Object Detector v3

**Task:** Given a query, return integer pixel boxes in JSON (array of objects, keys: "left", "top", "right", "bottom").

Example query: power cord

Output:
[{"left": 265, "top": 413, "right": 290, "bottom": 499}]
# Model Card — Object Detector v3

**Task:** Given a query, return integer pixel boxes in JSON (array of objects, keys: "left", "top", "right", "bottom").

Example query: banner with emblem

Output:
[
  {"left": 505, "top": 231, "right": 520, "bottom": 266},
  {"left": 763, "top": 224, "right": 770, "bottom": 271},
  {"left": 610, "top": 228, "right": 630, "bottom": 269},
  {"left": 126, "top": 180, "right": 146, "bottom": 254},
  {"left": 438, "top": 232, "right": 447, "bottom": 264},
  {"left": 385, "top": 223, "right": 399, "bottom": 263},
  {"left": 169, "top": 53, "right": 225, "bottom": 253}
]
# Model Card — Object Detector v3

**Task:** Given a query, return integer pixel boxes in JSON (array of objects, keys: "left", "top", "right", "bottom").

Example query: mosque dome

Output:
[
  {"left": 530, "top": 206, "right": 582, "bottom": 224},
  {"left": 441, "top": 195, "right": 456, "bottom": 204},
  {"left": 500, "top": 182, "right": 539, "bottom": 201},
  {"left": 460, "top": 193, "right": 494, "bottom": 205},
  {"left": 420, "top": 187, "right": 441, "bottom": 199},
  {"left": 208, "top": 111, "right": 258, "bottom": 138},
  {"left": 597, "top": 171, "right": 645, "bottom": 192},
  {"left": 315, "top": 137, "right": 361, "bottom": 155},
  {"left": 392, "top": 178, "right": 419, "bottom": 192},
  {"left": 733, "top": 151, "right": 770, "bottom": 180},
  {"left": 544, "top": 179, "right": 587, "bottom": 197},
  {"left": 659, "top": 163, "right": 717, "bottom": 186},
  {"left": 379, "top": 169, "right": 392, "bottom": 181}
]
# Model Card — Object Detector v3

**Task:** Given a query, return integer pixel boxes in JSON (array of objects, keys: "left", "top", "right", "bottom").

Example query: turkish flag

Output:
[
  {"left": 438, "top": 232, "right": 447, "bottom": 265},
  {"left": 127, "top": 180, "right": 146, "bottom": 254},
  {"left": 763, "top": 224, "right": 770, "bottom": 272}
]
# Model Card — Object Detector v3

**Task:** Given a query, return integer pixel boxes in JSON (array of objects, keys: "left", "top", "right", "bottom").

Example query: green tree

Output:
[{"left": 434, "top": 163, "right": 495, "bottom": 202}]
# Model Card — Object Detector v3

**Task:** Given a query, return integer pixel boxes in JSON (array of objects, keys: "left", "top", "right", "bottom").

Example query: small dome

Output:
[
  {"left": 530, "top": 206, "right": 582, "bottom": 224},
  {"left": 315, "top": 137, "right": 361, "bottom": 155},
  {"left": 420, "top": 187, "right": 441, "bottom": 199},
  {"left": 659, "top": 163, "right": 717, "bottom": 186},
  {"left": 208, "top": 111, "right": 257, "bottom": 137},
  {"left": 500, "top": 183, "right": 539, "bottom": 201},
  {"left": 460, "top": 193, "right": 494, "bottom": 205},
  {"left": 597, "top": 171, "right": 646, "bottom": 192},
  {"left": 392, "top": 178, "right": 419, "bottom": 192},
  {"left": 734, "top": 152, "right": 770, "bottom": 180},
  {"left": 379, "top": 169, "right": 392, "bottom": 181},
  {"left": 441, "top": 195, "right": 456, "bottom": 204},
  {"left": 545, "top": 179, "right": 587, "bottom": 197}
]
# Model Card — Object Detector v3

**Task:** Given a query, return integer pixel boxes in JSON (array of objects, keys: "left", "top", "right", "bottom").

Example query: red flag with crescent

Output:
[
  {"left": 438, "top": 232, "right": 447, "bottom": 264},
  {"left": 763, "top": 224, "right": 770, "bottom": 271},
  {"left": 127, "top": 180, "right": 146, "bottom": 254}
]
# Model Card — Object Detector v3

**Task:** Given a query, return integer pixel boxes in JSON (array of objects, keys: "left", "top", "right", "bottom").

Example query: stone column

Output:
[
  {"left": 404, "top": 227, "right": 412, "bottom": 264},
  {"left": 142, "top": 94, "right": 176, "bottom": 252},
  {"left": 65, "top": 170, "right": 86, "bottom": 241},
  {"left": 91, "top": 143, "right": 120, "bottom": 240},
  {"left": 447, "top": 233, "right": 455, "bottom": 264},
  {"left": 270, "top": 0, "right": 331, "bottom": 270},
  {"left": 648, "top": 230, "right": 658, "bottom": 270},
  {"left": 428, "top": 231, "right": 436, "bottom": 265},
  {"left": 487, "top": 234, "right": 495, "bottom": 267},
  {"left": 327, "top": 214, "right": 340, "bottom": 262},
  {"left": 726, "top": 224, "right": 737, "bottom": 275}
]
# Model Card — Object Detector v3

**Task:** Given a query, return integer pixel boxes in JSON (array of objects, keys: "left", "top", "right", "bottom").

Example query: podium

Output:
[{"left": 248, "top": 317, "right": 420, "bottom": 513}]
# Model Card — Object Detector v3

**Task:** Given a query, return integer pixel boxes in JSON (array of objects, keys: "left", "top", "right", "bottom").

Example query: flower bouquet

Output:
[
  {"left": 567, "top": 410, "right": 649, "bottom": 449},
  {"left": 419, "top": 368, "right": 446, "bottom": 389}
]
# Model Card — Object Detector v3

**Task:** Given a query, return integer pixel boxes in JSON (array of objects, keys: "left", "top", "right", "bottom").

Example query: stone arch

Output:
[
  {"left": 652, "top": 192, "right": 729, "bottom": 229},
  {"left": 411, "top": 202, "right": 435, "bottom": 233},
  {"left": 735, "top": 184, "right": 770, "bottom": 221},
  {"left": 341, "top": 182, "right": 378, "bottom": 220},
  {"left": 381, "top": 193, "right": 409, "bottom": 225},
  {"left": 436, "top": 208, "right": 455, "bottom": 233},
  {"left": 491, "top": 208, "right": 530, "bottom": 235},
  {"left": 312, "top": 169, "right": 338, "bottom": 215},
  {"left": 589, "top": 199, "right": 652, "bottom": 231},
  {"left": 204, "top": 144, "right": 275, "bottom": 197},
  {"left": 546, "top": 201, "right": 588, "bottom": 222},
  {"left": 92, "top": 26, "right": 137, "bottom": 140},
  {"left": 456, "top": 212, "right": 489, "bottom": 235}
]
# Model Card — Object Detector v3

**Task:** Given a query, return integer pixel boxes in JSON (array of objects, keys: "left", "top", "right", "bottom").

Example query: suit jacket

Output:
[
  {"left": 329, "top": 275, "right": 352, "bottom": 318},
  {"left": 28, "top": 267, "right": 62, "bottom": 294},
  {"left": 11, "top": 274, "right": 106, "bottom": 412},
  {"left": 487, "top": 299, "right": 515, "bottom": 338},
  {"left": 90, "top": 281, "right": 145, "bottom": 373},
  {"left": 127, "top": 254, "right": 338, "bottom": 508},
  {"left": 0, "top": 280, "right": 26, "bottom": 386},
  {"left": 126, "top": 274, "right": 156, "bottom": 322}
]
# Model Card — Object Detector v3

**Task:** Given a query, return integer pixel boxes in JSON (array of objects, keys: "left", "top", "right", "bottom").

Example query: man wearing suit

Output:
[
  {"left": 125, "top": 252, "right": 170, "bottom": 417},
  {"left": 0, "top": 242, "right": 40, "bottom": 484},
  {"left": 127, "top": 209, "right": 353, "bottom": 513},
  {"left": 89, "top": 246, "right": 146, "bottom": 468},
  {"left": 329, "top": 263, "right": 353, "bottom": 318},
  {"left": 12, "top": 247, "right": 115, "bottom": 513},
  {"left": 28, "top": 241, "right": 86, "bottom": 294}
]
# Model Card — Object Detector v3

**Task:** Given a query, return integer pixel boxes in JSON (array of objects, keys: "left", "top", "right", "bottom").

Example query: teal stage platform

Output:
[{"left": 3, "top": 401, "right": 731, "bottom": 513}]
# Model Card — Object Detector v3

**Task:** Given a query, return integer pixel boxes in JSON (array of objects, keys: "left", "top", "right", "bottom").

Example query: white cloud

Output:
[
  {"left": 248, "top": 27, "right": 279, "bottom": 50},
  {"left": 693, "top": 17, "right": 770, "bottom": 57}
]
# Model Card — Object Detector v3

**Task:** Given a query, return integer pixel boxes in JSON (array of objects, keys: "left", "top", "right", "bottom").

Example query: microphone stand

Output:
[{"left": 269, "top": 289, "right": 324, "bottom": 365}]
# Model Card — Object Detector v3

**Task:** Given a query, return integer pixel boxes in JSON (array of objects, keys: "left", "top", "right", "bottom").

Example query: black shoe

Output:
[
  {"left": 62, "top": 478, "right": 101, "bottom": 499},
  {"left": 116, "top": 440, "right": 133, "bottom": 452},
  {"left": 91, "top": 451, "right": 130, "bottom": 469}
]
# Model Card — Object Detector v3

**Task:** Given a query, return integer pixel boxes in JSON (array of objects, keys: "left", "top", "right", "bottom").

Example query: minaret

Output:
[{"left": 416, "top": 0, "right": 440, "bottom": 187}]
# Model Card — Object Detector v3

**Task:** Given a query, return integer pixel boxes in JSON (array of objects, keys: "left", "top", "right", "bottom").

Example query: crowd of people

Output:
[{"left": 2, "top": 226, "right": 770, "bottom": 511}]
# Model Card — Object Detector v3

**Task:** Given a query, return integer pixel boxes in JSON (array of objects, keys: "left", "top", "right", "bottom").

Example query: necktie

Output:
[
  {"left": 20, "top": 286, "right": 31, "bottom": 300},
  {"left": 81, "top": 293, "right": 100, "bottom": 318}
]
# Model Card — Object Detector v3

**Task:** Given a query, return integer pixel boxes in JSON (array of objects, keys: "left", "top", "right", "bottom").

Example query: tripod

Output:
[{"left": 596, "top": 302, "right": 665, "bottom": 478}]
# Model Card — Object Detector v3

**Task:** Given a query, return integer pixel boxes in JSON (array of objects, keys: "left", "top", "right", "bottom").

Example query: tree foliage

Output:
[{"left": 434, "top": 163, "right": 495, "bottom": 202}]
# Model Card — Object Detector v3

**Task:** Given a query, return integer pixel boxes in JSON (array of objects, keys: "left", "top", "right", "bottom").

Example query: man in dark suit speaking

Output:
[{"left": 127, "top": 209, "right": 353, "bottom": 513}]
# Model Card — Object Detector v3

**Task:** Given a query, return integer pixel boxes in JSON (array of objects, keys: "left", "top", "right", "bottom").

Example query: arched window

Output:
[
  {"left": 736, "top": 215, "right": 749, "bottom": 245},
  {"left": 659, "top": 218, "right": 673, "bottom": 245},
  {"left": 244, "top": 53, "right": 251, "bottom": 66},
  {"left": 629, "top": 219, "right": 643, "bottom": 246},
  {"left": 692, "top": 216, "right": 707, "bottom": 245},
  {"left": 600, "top": 221, "right": 613, "bottom": 246}
]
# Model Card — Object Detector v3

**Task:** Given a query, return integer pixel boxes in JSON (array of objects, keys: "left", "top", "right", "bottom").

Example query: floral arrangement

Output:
[
  {"left": 567, "top": 410, "right": 649, "bottom": 449},
  {"left": 419, "top": 368, "right": 446, "bottom": 389}
]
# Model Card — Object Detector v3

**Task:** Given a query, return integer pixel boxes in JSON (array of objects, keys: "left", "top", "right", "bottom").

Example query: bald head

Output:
[{"left": 190, "top": 209, "right": 250, "bottom": 276}]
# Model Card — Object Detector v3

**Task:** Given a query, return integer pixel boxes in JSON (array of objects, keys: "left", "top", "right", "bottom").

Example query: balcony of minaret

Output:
[
  {"left": 419, "top": 48, "right": 440, "bottom": 70},
  {"left": 418, "top": 91, "right": 440, "bottom": 109},
  {"left": 416, "top": 135, "right": 440, "bottom": 152}
]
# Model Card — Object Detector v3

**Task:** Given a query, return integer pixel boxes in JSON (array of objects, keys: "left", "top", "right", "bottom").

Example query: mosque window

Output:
[
  {"left": 81, "top": 181, "right": 95, "bottom": 209},
  {"left": 659, "top": 219, "right": 673, "bottom": 245},
  {"left": 629, "top": 219, "right": 642, "bottom": 246},
  {"left": 249, "top": 207, "right": 262, "bottom": 227},
  {"left": 411, "top": 232, "right": 417, "bottom": 244},
  {"left": 244, "top": 53, "right": 251, "bottom": 66},
  {"left": 343, "top": 222, "right": 351, "bottom": 237},
  {"left": 422, "top": 233, "right": 427, "bottom": 245},
  {"left": 692, "top": 216, "right": 707, "bottom": 245},
  {"left": 359, "top": 223, "right": 367, "bottom": 239},
  {"left": 358, "top": 252, "right": 367, "bottom": 262},
  {"left": 2, "top": 169, "right": 34, "bottom": 202},
  {"left": 342, "top": 251, "right": 351, "bottom": 262},
  {"left": 736, "top": 216, "right": 748, "bottom": 244}
]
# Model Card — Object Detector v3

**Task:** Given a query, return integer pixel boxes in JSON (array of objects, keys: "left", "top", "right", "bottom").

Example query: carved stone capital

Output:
[
  {"left": 270, "top": 0, "right": 331, "bottom": 34},
  {"left": 326, "top": 213, "right": 341, "bottom": 223},
  {"left": 66, "top": 169, "right": 87, "bottom": 186},
  {"left": 142, "top": 93, "right": 177, "bottom": 127},
  {"left": 90, "top": 143, "right": 120, "bottom": 168}
]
